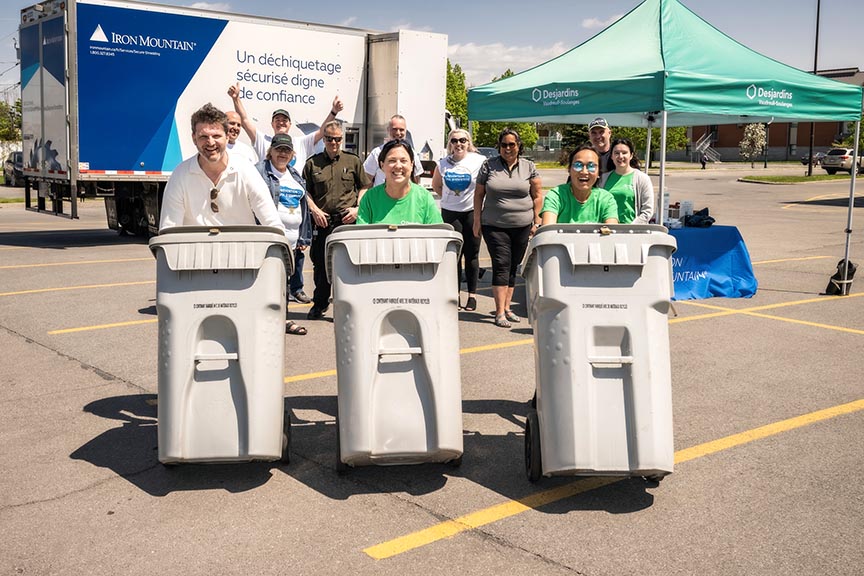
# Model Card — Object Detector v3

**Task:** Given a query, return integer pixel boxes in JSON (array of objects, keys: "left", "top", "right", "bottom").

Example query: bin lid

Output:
[
  {"left": 148, "top": 226, "right": 292, "bottom": 271},
  {"left": 324, "top": 224, "right": 462, "bottom": 278},
  {"left": 521, "top": 224, "right": 677, "bottom": 275}
]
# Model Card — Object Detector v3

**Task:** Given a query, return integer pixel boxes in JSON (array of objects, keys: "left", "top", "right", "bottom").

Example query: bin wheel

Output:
[
  {"left": 281, "top": 413, "right": 291, "bottom": 463},
  {"left": 525, "top": 409, "right": 542, "bottom": 483},
  {"left": 448, "top": 454, "right": 463, "bottom": 468},
  {"left": 643, "top": 473, "right": 666, "bottom": 484},
  {"left": 335, "top": 417, "right": 348, "bottom": 475}
]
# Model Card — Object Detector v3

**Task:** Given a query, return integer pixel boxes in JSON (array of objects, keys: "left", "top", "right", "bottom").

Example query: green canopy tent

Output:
[{"left": 467, "top": 0, "right": 863, "bottom": 290}]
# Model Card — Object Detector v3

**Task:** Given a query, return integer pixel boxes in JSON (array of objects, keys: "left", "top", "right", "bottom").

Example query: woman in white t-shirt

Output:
[
  {"left": 255, "top": 133, "right": 311, "bottom": 336},
  {"left": 432, "top": 129, "right": 486, "bottom": 312}
]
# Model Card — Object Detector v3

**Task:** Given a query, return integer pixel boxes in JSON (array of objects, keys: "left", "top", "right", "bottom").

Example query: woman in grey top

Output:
[{"left": 472, "top": 128, "right": 543, "bottom": 328}]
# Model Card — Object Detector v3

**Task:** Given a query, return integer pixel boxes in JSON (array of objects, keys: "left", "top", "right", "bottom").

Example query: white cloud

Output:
[
  {"left": 340, "top": 17, "right": 358, "bottom": 27},
  {"left": 581, "top": 14, "right": 623, "bottom": 29},
  {"left": 387, "top": 21, "right": 434, "bottom": 33},
  {"left": 448, "top": 42, "right": 571, "bottom": 87},
  {"left": 187, "top": 2, "right": 232, "bottom": 11}
]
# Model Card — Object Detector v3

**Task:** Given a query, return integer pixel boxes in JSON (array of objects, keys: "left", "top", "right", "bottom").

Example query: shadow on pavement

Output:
[
  {"left": 285, "top": 394, "right": 655, "bottom": 513},
  {"left": 0, "top": 228, "right": 148, "bottom": 249},
  {"left": 70, "top": 394, "right": 276, "bottom": 497}
]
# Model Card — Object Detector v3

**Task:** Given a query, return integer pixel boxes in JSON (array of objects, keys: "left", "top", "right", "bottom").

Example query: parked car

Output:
[
  {"left": 821, "top": 148, "right": 863, "bottom": 174},
  {"left": 3, "top": 151, "right": 23, "bottom": 187},
  {"left": 476, "top": 147, "right": 498, "bottom": 159},
  {"left": 800, "top": 151, "right": 826, "bottom": 166}
]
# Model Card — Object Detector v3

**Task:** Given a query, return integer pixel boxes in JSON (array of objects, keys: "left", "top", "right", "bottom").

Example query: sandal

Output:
[
  {"left": 286, "top": 320, "right": 307, "bottom": 336},
  {"left": 464, "top": 296, "right": 477, "bottom": 312},
  {"left": 504, "top": 310, "right": 521, "bottom": 323},
  {"left": 494, "top": 314, "right": 511, "bottom": 328}
]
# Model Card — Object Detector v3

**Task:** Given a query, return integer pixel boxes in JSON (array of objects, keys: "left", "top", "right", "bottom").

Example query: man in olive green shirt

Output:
[{"left": 303, "top": 121, "right": 369, "bottom": 319}]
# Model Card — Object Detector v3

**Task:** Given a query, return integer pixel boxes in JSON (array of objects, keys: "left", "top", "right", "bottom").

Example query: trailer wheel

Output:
[
  {"left": 281, "top": 413, "right": 291, "bottom": 463},
  {"left": 525, "top": 409, "right": 542, "bottom": 482}
]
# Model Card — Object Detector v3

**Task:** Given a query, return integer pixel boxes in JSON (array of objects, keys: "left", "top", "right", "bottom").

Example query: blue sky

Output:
[{"left": 1, "top": 0, "right": 862, "bottom": 102}]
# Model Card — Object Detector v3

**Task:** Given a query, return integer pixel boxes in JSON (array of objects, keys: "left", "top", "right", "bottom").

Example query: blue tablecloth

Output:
[{"left": 669, "top": 226, "right": 758, "bottom": 300}]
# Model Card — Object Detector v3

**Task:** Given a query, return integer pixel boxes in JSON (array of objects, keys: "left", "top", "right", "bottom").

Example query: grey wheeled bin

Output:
[
  {"left": 520, "top": 224, "right": 677, "bottom": 482},
  {"left": 325, "top": 224, "right": 464, "bottom": 471},
  {"left": 149, "top": 226, "right": 293, "bottom": 464}
]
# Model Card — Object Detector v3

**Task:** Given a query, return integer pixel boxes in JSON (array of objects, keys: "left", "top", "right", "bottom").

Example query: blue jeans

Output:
[{"left": 289, "top": 247, "right": 305, "bottom": 294}]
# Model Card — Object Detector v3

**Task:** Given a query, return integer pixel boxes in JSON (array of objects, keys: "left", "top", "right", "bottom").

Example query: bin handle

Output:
[
  {"left": 378, "top": 347, "right": 422, "bottom": 356},
  {"left": 194, "top": 353, "right": 239, "bottom": 362},
  {"left": 587, "top": 355, "right": 633, "bottom": 367}
]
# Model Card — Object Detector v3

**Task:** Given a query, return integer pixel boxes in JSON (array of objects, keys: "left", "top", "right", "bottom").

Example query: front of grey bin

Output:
[
  {"left": 521, "top": 224, "right": 677, "bottom": 481},
  {"left": 149, "top": 226, "right": 293, "bottom": 464},
  {"left": 325, "top": 224, "right": 464, "bottom": 469}
]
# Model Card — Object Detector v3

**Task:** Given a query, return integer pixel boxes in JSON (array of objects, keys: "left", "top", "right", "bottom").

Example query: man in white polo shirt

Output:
[{"left": 159, "top": 103, "right": 284, "bottom": 232}]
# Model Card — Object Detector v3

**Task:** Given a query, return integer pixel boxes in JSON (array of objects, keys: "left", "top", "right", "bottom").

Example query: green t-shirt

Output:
[
  {"left": 603, "top": 171, "right": 636, "bottom": 224},
  {"left": 356, "top": 182, "right": 444, "bottom": 225},
  {"left": 541, "top": 183, "right": 619, "bottom": 224}
]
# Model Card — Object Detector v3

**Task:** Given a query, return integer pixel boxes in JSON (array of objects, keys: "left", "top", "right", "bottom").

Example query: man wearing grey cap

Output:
[
  {"left": 227, "top": 83, "right": 343, "bottom": 304},
  {"left": 588, "top": 117, "right": 615, "bottom": 174}
]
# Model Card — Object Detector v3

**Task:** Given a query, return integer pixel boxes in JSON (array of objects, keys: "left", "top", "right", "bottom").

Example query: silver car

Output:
[{"left": 821, "top": 148, "right": 863, "bottom": 175}]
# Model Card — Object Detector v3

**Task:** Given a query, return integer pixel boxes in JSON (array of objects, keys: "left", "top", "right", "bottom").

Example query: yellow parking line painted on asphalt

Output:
[
  {"left": 739, "top": 311, "right": 864, "bottom": 336},
  {"left": 0, "top": 257, "right": 151, "bottom": 270},
  {"left": 674, "top": 398, "right": 864, "bottom": 463},
  {"left": 284, "top": 369, "right": 337, "bottom": 383},
  {"left": 751, "top": 255, "right": 831, "bottom": 265},
  {"left": 364, "top": 398, "right": 864, "bottom": 560},
  {"left": 0, "top": 280, "right": 155, "bottom": 298},
  {"left": 282, "top": 338, "right": 535, "bottom": 384},
  {"left": 48, "top": 319, "right": 157, "bottom": 334}
]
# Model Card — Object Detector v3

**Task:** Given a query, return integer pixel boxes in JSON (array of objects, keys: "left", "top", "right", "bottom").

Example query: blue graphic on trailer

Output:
[
  {"left": 20, "top": 24, "right": 40, "bottom": 90},
  {"left": 76, "top": 4, "right": 227, "bottom": 171},
  {"left": 41, "top": 17, "right": 66, "bottom": 88}
]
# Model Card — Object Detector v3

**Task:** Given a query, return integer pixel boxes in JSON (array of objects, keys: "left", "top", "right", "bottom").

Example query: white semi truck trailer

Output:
[{"left": 20, "top": 0, "right": 447, "bottom": 234}]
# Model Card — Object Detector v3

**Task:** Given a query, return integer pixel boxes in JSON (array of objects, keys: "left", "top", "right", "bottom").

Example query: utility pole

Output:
[{"left": 807, "top": 0, "right": 821, "bottom": 177}]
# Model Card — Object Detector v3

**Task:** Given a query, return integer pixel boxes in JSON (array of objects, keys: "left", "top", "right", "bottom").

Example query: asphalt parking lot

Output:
[{"left": 1, "top": 166, "right": 862, "bottom": 575}]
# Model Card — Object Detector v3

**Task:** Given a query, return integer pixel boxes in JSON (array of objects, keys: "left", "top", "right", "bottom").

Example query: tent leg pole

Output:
[
  {"left": 645, "top": 126, "right": 653, "bottom": 172},
  {"left": 659, "top": 111, "right": 668, "bottom": 226},
  {"left": 840, "top": 120, "right": 860, "bottom": 295}
]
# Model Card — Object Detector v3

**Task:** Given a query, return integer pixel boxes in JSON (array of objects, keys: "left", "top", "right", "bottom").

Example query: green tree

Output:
[
  {"left": 836, "top": 115, "right": 864, "bottom": 151},
  {"left": 556, "top": 124, "right": 688, "bottom": 166},
  {"left": 0, "top": 99, "right": 22, "bottom": 142},
  {"left": 445, "top": 59, "right": 468, "bottom": 133},
  {"left": 739, "top": 123, "right": 766, "bottom": 168},
  {"left": 472, "top": 69, "right": 538, "bottom": 150}
]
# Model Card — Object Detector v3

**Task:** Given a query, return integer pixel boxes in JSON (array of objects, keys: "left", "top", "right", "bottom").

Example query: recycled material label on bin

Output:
[
  {"left": 372, "top": 297, "right": 431, "bottom": 305},
  {"left": 193, "top": 302, "right": 239, "bottom": 309}
]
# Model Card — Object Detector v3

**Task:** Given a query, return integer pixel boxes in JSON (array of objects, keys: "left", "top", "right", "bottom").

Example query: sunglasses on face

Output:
[
  {"left": 499, "top": 142, "right": 518, "bottom": 149},
  {"left": 324, "top": 136, "right": 342, "bottom": 143},
  {"left": 210, "top": 188, "right": 220, "bottom": 212},
  {"left": 450, "top": 137, "right": 468, "bottom": 144},
  {"left": 571, "top": 161, "right": 598, "bottom": 173}
]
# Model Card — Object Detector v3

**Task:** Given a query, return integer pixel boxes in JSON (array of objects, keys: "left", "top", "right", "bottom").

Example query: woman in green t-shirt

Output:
[
  {"left": 600, "top": 138, "right": 655, "bottom": 224},
  {"left": 540, "top": 144, "right": 619, "bottom": 226},
  {"left": 356, "top": 139, "right": 443, "bottom": 226}
]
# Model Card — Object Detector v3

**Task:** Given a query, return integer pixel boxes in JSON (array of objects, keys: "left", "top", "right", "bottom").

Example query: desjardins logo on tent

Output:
[
  {"left": 531, "top": 86, "right": 581, "bottom": 108},
  {"left": 745, "top": 84, "right": 794, "bottom": 109}
]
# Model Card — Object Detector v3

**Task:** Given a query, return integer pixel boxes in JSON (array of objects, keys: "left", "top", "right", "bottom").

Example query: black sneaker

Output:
[
  {"left": 307, "top": 306, "right": 328, "bottom": 320},
  {"left": 291, "top": 290, "right": 312, "bottom": 304}
]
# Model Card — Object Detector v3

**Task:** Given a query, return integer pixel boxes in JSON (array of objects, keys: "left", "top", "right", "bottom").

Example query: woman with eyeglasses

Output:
[
  {"left": 356, "top": 139, "right": 443, "bottom": 225},
  {"left": 432, "top": 129, "right": 486, "bottom": 312},
  {"left": 540, "top": 144, "right": 619, "bottom": 226},
  {"left": 473, "top": 128, "right": 543, "bottom": 329},
  {"left": 600, "top": 138, "right": 655, "bottom": 224},
  {"left": 255, "top": 133, "right": 310, "bottom": 335}
]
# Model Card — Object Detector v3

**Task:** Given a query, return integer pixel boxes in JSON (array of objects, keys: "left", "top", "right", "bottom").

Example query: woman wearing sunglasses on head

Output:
[
  {"left": 432, "top": 129, "right": 486, "bottom": 312},
  {"left": 473, "top": 128, "right": 543, "bottom": 329},
  {"left": 599, "top": 137, "right": 655, "bottom": 224},
  {"left": 540, "top": 144, "right": 619, "bottom": 226},
  {"left": 356, "top": 139, "right": 443, "bottom": 225}
]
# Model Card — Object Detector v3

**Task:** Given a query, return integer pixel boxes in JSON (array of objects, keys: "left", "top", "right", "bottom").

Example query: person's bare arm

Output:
[
  {"left": 431, "top": 166, "right": 443, "bottom": 195},
  {"left": 312, "top": 96, "right": 344, "bottom": 145},
  {"left": 529, "top": 176, "right": 543, "bottom": 234},
  {"left": 228, "top": 83, "right": 258, "bottom": 144},
  {"left": 472, "top": 183, "right": 486, "bottom": 238}
]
